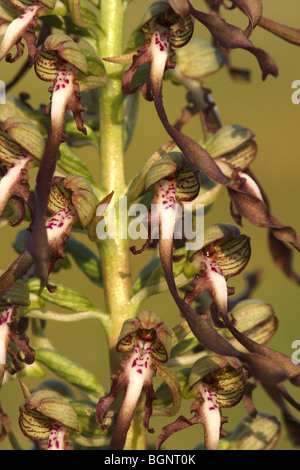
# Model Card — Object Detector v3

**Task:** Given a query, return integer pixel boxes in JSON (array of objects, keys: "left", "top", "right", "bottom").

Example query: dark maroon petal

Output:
[
  {"left": 156, "top": 414, "right": 197, "bottom": 450},
  {"left": 0, "top": 251, "right": 33, "bottom": 299},
  {"left": 189, "top": 4, "right": 278, "bottom": 80},
  {"left": 268, "top": 232, "right": 300, "bottom": 285},
  {"left": 121, "top": 40, "right": 153, "bottom": 95},
  {"left": 259, "top": 16, "right": 300, "bottom": 46},
  {"left": 233, "top": 0, "right": 263, "bottom": 36}
]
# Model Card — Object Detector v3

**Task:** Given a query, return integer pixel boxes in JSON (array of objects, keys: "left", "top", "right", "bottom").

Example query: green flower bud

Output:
[
  {"left": 173, "top": 39, "right": 224, "bottom": 80},
  {"left": 203, "top": 125, "right": 254, "bottom": 160},
  {"left": 221, "top": 299, "right": 278, "bottom": 351}
]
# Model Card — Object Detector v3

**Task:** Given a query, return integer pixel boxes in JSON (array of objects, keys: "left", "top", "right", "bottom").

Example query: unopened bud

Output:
[
  {"left": 218, "top": 413, "right": 281, "bottom": 450},
  {"left": 221, "top": 299, "right": 278, "bottom": 352},
  {"left": 174, "top": 39, "right": 224, "bottom": 80}
]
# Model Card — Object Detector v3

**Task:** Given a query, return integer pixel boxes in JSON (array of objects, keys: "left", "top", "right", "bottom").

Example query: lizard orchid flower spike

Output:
[
  {"left": 25, "top": 33, "right": 89, "bottom": 285},
  {"left": 0, "top": 116, "right": 45, "bottom": 223},
  {"left": 157, "top": 354, "right": 246, "bottom": 450},
  {"left": 19, "top": 381, "right": 79, "bottom": 450},
  {"left": 0, "top": 280, "right": 34, "bottom": 387},
  {"left": 0, "top": 0, "right": 56, "bottom": 63},
  {"left": 96, "top": 311, "right": 181, "bottom": 450}
]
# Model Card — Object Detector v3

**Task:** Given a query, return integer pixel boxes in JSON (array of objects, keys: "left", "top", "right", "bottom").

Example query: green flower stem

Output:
[
  {"left": 98, "top": 0, "right": 134, "bottom": 359},
  {"left": 98, "top": 0, "right": 145, "bottom": 450}
]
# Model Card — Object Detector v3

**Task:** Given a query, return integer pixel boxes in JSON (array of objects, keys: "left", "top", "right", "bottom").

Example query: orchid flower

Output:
[
  {"left": 96, "top": 311, "right": 181, "bottom": 450},
  {"left": 0, "top": 0, "right": 56, "bottom": 63},
  {"left": 225, "top": 0, "right": 300, "bottom": 46},
  {"left": 157, "top": 354, "right": 246, "bottom": 450},
  {"left": 130, "top": 151, "right": 200, "bottom": 255},
  {"left": 182, "top": 223, "right": 251, "bottom": 326}
]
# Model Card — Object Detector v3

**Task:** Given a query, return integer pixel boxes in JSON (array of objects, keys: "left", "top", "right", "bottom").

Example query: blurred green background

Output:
[{"left": 0, "top": 0, "right": 300, "bottom": 451}]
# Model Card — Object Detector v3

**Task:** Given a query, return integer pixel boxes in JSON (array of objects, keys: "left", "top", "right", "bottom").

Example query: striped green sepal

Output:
[
  {"left": 10, "top": 0, "right": 56, "bottom": 10},
  {"left": 31, "top": 398, "right": 79, "bottom": 431},
  {"left": 42, "top": 33, "right": 88, "bottom": 76},
  {"left": 2, "top": 116, "right": 45, "bottom": 161},
  {"left": 19, "top": 406, "right": 53, "bottom": 440},
  {"left": 117, "top": 311, "right": 173, "bottom": 363},
  {"left": 145, "top": 152, "right": 182, "bottom": 191},
  {"left": 223, "top": 299, "right": 278, "bottom": 347},
  {"left": 174, "top": 165, "right": 200, "bottom": 202},
  {"left": 169, "top": 14, "right": 193, "bottom": 48},
  {"left": 214, "top": 367, "right": 246, "bottom": 408},
  {"left": 204, "top": 125, "right": 254, "bottom": 159},
  {"left": 188, "top": 354, "right": 245, "bottom": 408},
  {"left": 223, "top": 140, "right": 257, "bottom": 171},
  {"left": 214, "top": 235, "right": 251, "bottom": 279},
  {"left": 141, "top": 1, "right": 193, "bottom": 48},
  {"left": 35, "top": 50, "right": 59, "bottom": 82},
  {"left": 48, "top": 179, "right": 71, "bottom": 214}
]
